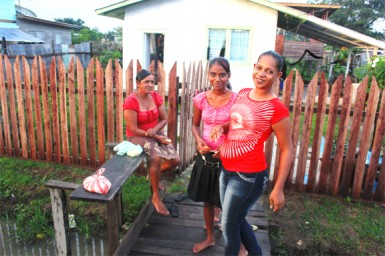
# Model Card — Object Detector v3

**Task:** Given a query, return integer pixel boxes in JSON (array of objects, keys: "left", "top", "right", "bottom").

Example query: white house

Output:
[
  {"left": 96, "top": 0, "right": 385, "bottom": 92},
  {"left": 96, "top": 0, "right": 280, "bottom": 92}
]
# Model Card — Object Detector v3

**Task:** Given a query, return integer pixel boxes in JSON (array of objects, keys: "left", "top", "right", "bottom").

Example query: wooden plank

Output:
[
  {"left": 339, "top": 77, "right": 368, "bottom": 195},
  {"left": 106, "top": 59, "right": 114, "bottom": 156},
  {"left": 0, "top": 106, "right": 3, "bottom": 155},
  {"left": 40, "top": 56, "right": 53, "bottom": 161},
  {"left": 32, "top": 57, "right": 45, "bottom": 160},
  {"left": 295, "top": 72, "right": 318, "bottom": 192},
  {"left": 328, "top": 76, "right": 353, "bottom": 195},
  {"left": 352, "top": 82, "right": 380, "bottom": 198},
  {"left": 77, "top": 58, "right": 88, "bottom": 165},
  {"left": 45, "top": 180, "right": 80, "bottom": 190},
  {"left": 374, "top": 144, "right": 385, "bottom": 201},
  {"left": 363, "top": 80, "right": 384, "bottom": 198},
  {"left": 48, "top": 187, "right": 71, "bottom": 256},
  {"left": 58, "top": 57, "right": 70, "bottom": 164},
  {"left": 115, "top": 59, "right": 123, "bottom": 143},
  {"left": 107, "top": 197, "right": 120, "bottom": 255},
  {"left": 115, "top": 190, "right": 165, "bottom": 255},
  {"left": 5, "top": 55, "right": 20, "bottom": 156},
  {"left": 14, "top": 56, "right": 29, "bottom": 158},
  {"left": 70, "top": 154, "right": 145, "bottom": 202},
  {"left": 0, "top": 55, "right": 12, "bottom": 155},
  {"left": 129, "top": 199, "right": 271, "bottom": 256},
  {"left": 285, "top": 70, "right": 304, "bottom": 189},
  {"left": 179, "top": 63, "right": 187, "bottom": 168},
  {"left": 95, "top": 59, "right": 106, "bottom": 165},
  {"left": 50, "top": 57, "right": 61, "bottom": 162},
  {"left": 22, "top": 56, "right": 37, "bottom": 159},
  {"left": 126, "top": 60, "right": 134, "bottom": 95},
  {"left": 167, "top": 62, "right": 178, "bottom": 148},
  {"left": 318, "top": 75, "right": 343, "bottom": 194},
  {"left": 87, "top": 58, "right": 97, "bottom": 167},
  {"left": 307, "top": 72, "right": 329, "bottom": 192},
  {"left": 68, "top": 57, "right": 79, "bottom": 164}
]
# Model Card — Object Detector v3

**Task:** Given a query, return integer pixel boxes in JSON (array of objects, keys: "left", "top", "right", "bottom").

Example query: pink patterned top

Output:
[{"left": 193, "top": 91, "right": 237, "bottom": 150}]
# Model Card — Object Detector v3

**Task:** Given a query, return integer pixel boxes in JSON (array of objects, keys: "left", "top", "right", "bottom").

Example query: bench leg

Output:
[
  {"left": 107, "top": 198, "right": 120, "bottom": 255},
  {"left": 49, "top": 188, "right": 71, "bottom": 256}
]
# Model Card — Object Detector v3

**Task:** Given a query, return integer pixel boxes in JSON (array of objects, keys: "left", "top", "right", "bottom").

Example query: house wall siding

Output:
[
  {"left": 17, "top": 19, "right": 73, "bottom": 45},
  {"left": 122, "top": 0, "right": 278, "bottom": 92}
]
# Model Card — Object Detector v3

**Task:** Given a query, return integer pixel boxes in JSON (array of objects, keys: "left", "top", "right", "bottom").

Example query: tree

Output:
[
  {"left": 309, "top": 0, "right": 385, "bottom": 40},
  {"left": 72, "top": 27, "right": 104, "bottom": 44},
  {"left": 54, "top": 17, "right": 85, "bottom": 30}
]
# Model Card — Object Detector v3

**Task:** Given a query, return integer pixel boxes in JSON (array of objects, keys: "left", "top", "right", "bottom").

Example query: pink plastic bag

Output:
[{"left": 83, "top": 168, "right": 111, "bottom": 194}]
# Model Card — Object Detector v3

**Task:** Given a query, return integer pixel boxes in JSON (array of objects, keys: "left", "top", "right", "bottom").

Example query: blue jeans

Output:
[{"left": 220, "top": 168, "right": 268, "bottom": 256}]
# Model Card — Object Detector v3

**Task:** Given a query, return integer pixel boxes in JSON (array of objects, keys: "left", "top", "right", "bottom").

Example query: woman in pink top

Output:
[
  {"left": 123, "top": 69, "right": 180, "bottom": 216},
  {"left": 188, "top": 57, "right": 237, "bottom": 254}
]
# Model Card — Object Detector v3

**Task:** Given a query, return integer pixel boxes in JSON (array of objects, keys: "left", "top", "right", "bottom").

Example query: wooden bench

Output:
[{"left": 46, "top": 152, "right": 146, "bottom": 255}]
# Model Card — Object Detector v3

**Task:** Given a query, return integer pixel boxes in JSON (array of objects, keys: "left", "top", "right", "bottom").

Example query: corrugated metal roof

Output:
[
  {"left": 0, "top": 28, "right": 44, "bottom": 43},
  {"left": 95, "top": 0, "right": 385, "bottom": 50}
]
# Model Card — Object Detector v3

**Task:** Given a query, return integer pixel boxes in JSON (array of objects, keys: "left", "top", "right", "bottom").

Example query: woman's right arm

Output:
[
  {"left": 192, "top": 104, "right": 210, "bottom": 154},
  {"left": 124, "top": 109, "right": 148, "bottom": 137}
]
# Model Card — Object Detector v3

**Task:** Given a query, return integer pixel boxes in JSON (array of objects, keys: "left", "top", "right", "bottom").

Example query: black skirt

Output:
[{"left": 187, "top": 151, "right": 222, "bottom": 208}]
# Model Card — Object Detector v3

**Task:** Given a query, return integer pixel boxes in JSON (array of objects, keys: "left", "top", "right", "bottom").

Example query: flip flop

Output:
[
  {"left": 174, "top": 193, "right": 189, "bottom": 202},
  {"left": 168, "top": 204, "right": 179, "bottom": 218}
]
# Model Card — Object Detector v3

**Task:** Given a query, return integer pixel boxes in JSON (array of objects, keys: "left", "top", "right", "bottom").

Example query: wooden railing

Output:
[{"left": 0, "top": 54, "right": 384, "bottom": 202}]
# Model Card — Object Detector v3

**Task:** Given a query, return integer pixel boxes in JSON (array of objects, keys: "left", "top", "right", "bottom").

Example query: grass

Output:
[
  {"left": 0, "top": 156, "right": 152, "bottom": 244},
  {"left": 264, "top": 192, "right": 385, "bottom": 255},
  {"left": 1, "top": 156, "right": 384, "bottom": 255}
]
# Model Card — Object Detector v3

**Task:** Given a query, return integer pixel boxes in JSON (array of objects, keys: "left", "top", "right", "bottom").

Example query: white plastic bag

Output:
[{"left": 113, "top": 141, "right": 143, "bottom": 157}]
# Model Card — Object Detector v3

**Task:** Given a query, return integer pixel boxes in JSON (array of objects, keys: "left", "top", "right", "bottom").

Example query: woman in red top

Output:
[
  {"left": 211, "top": 51, "right": 293, "bottom": 255},
  {"left": 123, "top": 69, "right": 180, "bottom": 215}
]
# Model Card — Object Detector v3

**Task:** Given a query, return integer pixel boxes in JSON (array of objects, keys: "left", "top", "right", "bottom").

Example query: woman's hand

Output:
[
  {"left": 145, "top": 128, "right": 156, "bottom": 137},
  {"left": 196, "top": 139, "right": 210, "bottom": 154},
  {"left": 155, "top": 135, "right": 172, "bottom": 145},
  {"left": 269, "top": 188, "right": 285, "bottom": 212},
  {"left": 210, "top": 125, "right": 224, "bottom": 142}
]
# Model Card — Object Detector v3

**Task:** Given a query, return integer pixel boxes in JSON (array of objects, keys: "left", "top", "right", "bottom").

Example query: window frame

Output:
[{"left": 207, "top": 27, "right": 252, "bottom": 63}]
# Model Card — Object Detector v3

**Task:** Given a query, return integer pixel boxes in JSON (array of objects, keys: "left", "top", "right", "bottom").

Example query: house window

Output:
[
  {"left": 207, "top": 28, "right": 250, "bottom": 62},
  {"left": 55, "top": 33, "right": 62, "bottom": 44}
]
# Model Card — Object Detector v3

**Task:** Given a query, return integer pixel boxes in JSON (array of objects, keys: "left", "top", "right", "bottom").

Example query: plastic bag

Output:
[
  {"left": 113, "top": 141, "right": 143, "bottom": 157},
  {"left": 83, "top": 168, "right": 111, "bottom": 194}
]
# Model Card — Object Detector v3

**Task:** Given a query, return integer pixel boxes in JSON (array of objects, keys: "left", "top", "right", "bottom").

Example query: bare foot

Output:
[
  {"left": 192, "top": 239, "right": 215, "bottom": 254},
  {"left": 238, "top": 243, "right": 248, "bottom": 256},
  {"left": 152, "top": 197, "right": 169, "bottom": 215}
]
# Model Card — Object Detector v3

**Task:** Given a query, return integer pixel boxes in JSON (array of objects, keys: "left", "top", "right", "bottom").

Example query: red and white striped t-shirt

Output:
[{"left": 220, "top": 88, "right": 289, "bottom": 173}]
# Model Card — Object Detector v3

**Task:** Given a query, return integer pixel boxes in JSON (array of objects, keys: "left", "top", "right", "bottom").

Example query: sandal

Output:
[
  {"left": 174, "top": 193, "right": 189, "bottom": 202},
  {"left": 168, "top": 204, "right": 179, "bottom": 218}
]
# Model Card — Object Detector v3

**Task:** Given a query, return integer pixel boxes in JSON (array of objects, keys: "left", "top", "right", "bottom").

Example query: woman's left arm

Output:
[
  {"left": 269, "top": 117, "right": 293, "bottom": 212},
  {"left": 146, "top": 104, "right": 168, "bottom": 137}
]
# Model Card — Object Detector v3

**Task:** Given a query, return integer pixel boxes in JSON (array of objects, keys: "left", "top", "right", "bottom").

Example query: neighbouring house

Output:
[
  {"left": 0, "top": 0, "right": 43, "bottom": 45},
  {"left": 96, "top": 0, "right": 385, "bottom": 92},
  {"left": 15, "top": 5, "right": 80, "bottom": 45}
]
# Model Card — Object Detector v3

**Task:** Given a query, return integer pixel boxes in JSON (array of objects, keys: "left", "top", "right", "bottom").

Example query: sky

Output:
[{"left": 15, "top": 0, "right": 124, "bottom": 32}]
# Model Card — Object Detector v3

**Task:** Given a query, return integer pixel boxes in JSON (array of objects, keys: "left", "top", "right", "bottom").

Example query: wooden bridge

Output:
[{"left": 117, "top": 193, "right": 271, "bottom": 256}]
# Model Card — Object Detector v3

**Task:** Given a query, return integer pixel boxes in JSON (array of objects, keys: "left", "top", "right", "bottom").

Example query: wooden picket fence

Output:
[{"left": 0, "top": 54, "right": 384, "bottom": 202}]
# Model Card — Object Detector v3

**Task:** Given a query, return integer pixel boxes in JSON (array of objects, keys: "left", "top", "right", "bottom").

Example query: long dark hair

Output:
[
  {"left": 209, "top": 57, "right": 231, "bottom": 74},
  {"left": 136, "top": 69, "right": 152, "bottom": 83},
  {"left": 258, "top": 50, "right": 284, "bottom": 72}
]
